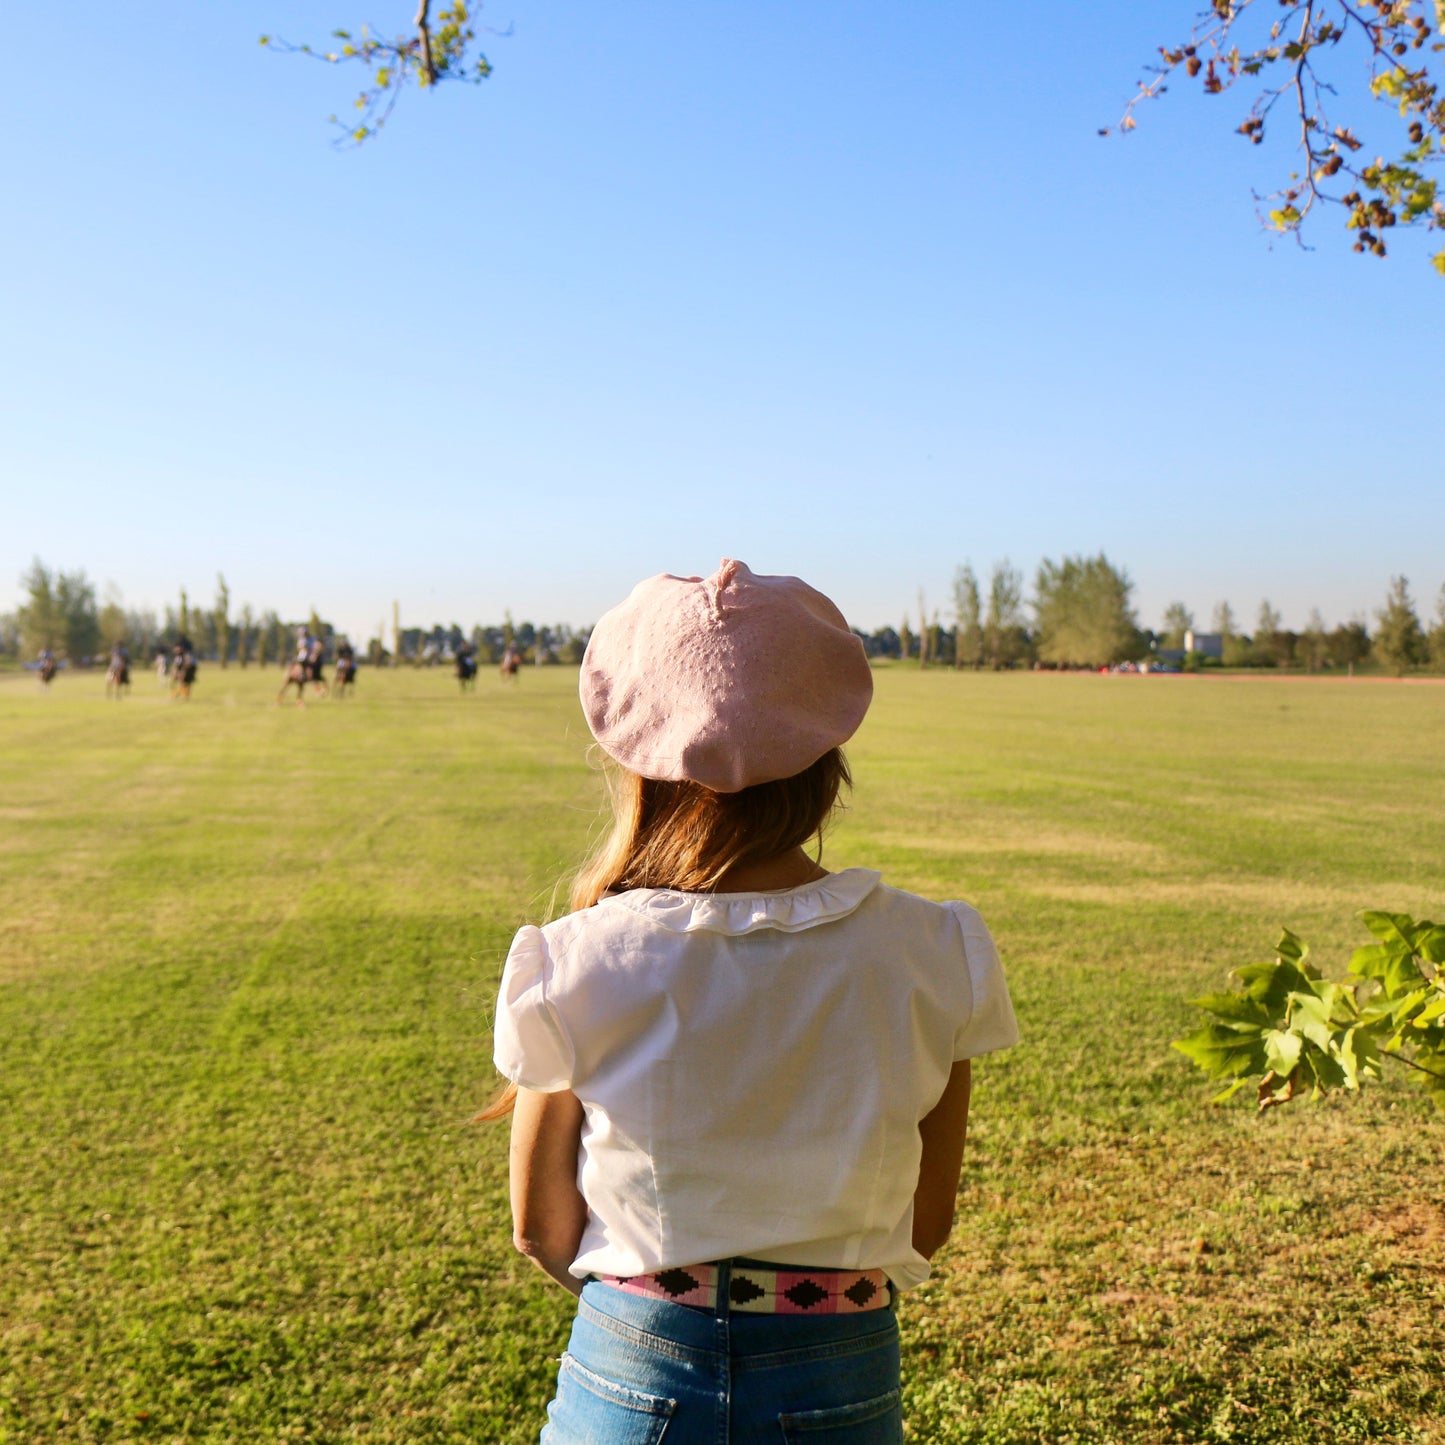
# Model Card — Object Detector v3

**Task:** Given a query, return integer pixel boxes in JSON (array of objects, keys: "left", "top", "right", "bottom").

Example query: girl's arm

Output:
[
  {"left": 509, "top": 1086, "right": 588, "bottom": 1296},
  {"left": 912, "top": 1059, "right": 972, "bottom": 1260}
]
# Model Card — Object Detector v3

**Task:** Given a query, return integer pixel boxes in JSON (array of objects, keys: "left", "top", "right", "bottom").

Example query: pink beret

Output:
[{"left": 580, "top": 559, "right": 873, "bottom": 793}]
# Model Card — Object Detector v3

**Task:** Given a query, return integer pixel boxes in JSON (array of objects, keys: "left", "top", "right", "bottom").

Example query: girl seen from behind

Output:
[{"left": 485, "top": 559, "right": 1018, "bottom": 1443}]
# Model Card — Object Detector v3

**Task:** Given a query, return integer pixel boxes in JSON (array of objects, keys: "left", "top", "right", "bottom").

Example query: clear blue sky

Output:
[{"left": 2, "top": 1, "right": 1441, "bottom": 645}]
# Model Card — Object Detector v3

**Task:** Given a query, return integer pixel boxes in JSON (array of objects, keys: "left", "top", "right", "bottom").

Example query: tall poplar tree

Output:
[
  {"left": 1429, "top": 585, "right": 1445, "bottom": 671},
  {"left": 1161, "top": 602, "right": 1193, "bottom": 649},
  {"left": 952, "top": 565, "right": 982, "bottom": 670},
  {"left": 215, "top": 575, "right": 232, "bottom": 668},
  {"left": 984, "top": 561, "right": 1026, "bottom": 670}
]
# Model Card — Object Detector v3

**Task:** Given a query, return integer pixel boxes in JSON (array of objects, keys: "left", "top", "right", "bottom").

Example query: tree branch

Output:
[
  {"left": 1380, "top": 1047, "right": 1445, "bottom": 1080},
  {"left": 415, "top": 0, "right": 437, "bottom": 87}
]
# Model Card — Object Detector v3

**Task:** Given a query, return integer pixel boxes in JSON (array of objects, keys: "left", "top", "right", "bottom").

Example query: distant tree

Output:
[
  {"left": 1033, "top": 553, "right": 1139, "bottom": 667},
  {"left": 1161, "top": 601, "right": 1194, "bottom": 649},
  {"left": 1373, "top": 575, "right": 1426, "bottom": 675},
  {"left": 55, "top": 570, "right": 100, "bottom": 662},
  {"left": 1300, "top": 607, "right": 1328, "bottom": 673},
  {"left": 0, "top": 612, "right": 19, "bottom": 657},
  {"left": 917, "top": 591, "right": 931, "bottom": 667},
  {"left": 1328, "top": 618, "right": 1372, "bottom": 671},
  {"left": 898, "top": 615, "right": 913, "bottom": 662},
  {"left": 502, "top": 610, "right": 516, "bottom": 655},
  {"left": 193, "top": 605, "right": 218, "bottom": 662},
  {"left": 257, "top": 610, "right": 282, "bottom": 667},
  {"left": 178, "top": 589, "right": 191, "bottom": 642},
  {"left": 126, "top": 608, "right": 160, "bottom": 657},
  {"left": 1111, "top": 0, "right": 1445, "bottom": 275},
  {"left": 868, "top": 626, "right": 901, "bottom": 660},
  {"left": 215, "top": 575, "right": 232, "bottom": 668},
  {"left": 238, "top": 603, "right": 255, "bottom": 667},
  {"left": 952, "top": 565, "right": 983, "bottom": 670},
  {"left": 1255, "top": 599, "right": 1291, "bottom": 667},
  {"left": 985, "top": 560, "right": 1027, "bottom": 670},
  {"left": 98, "top": 586, "right": 128, "bottom": 650},
  {"left": 1429, "top": 584, "right": 1445, "bottom": 670},
  {"left": 17, "top": 560, "right": 60, "bottom": 656},
  {"left": 1212, "top": 600, "right": 1253, "bottom": 665}
]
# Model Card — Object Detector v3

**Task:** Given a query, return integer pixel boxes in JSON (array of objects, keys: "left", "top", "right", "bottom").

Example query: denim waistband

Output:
[{"left": 576, "top": 1275, "right": 900, "bottom": 1371}]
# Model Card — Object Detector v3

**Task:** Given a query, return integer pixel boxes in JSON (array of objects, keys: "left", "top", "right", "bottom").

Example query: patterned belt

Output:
[{"left": 594, "top": 1260, "right": 892, "bottom": 1315}]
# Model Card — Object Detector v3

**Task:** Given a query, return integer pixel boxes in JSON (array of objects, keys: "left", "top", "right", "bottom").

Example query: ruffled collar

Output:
[{"left": 608, "top": 868, "right": 882, "bottom": 936}]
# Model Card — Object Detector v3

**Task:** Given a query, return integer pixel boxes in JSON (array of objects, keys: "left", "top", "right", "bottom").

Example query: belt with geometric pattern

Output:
[{"left": 593, "top": 1258, "right": 892, "bottom": 1315}]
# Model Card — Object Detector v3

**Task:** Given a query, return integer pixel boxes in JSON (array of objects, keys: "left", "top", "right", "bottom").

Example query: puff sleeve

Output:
[
  {"left": 493, "top": 925, "right": 575, "bottom": 1092},
  {"left": 947, "top": 902, "right": 1020, "bottom": 1060}
]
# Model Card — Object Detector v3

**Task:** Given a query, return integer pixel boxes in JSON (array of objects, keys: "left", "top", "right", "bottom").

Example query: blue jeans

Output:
[{"left": 540, "top": 1272, "right": 903, "bottom": 1443}]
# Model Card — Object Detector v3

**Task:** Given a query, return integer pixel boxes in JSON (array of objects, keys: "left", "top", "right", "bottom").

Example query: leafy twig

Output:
[{"left": 261, "top": 2, "right": 502, "bottom": 145}]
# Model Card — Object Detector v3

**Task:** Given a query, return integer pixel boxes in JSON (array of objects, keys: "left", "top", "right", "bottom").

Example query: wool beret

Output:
[{"left": 579, "top": 559, "right": 873, "bottom": 793}]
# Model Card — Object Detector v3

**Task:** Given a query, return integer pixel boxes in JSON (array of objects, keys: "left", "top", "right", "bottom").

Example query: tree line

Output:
[
  {"left": 859, "top": 556, "right": 1445, "bottom": 677},
  {"left": 0, "top": 561, "right": 587, "bottom": 670},
  {"left": 7, "top": 554, "right": 1445, "bottom": 677}
]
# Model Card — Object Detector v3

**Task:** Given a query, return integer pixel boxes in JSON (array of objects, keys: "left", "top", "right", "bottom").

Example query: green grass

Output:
[{"left": 1, "top": 664, "right": 1442, "bottom": 1444}]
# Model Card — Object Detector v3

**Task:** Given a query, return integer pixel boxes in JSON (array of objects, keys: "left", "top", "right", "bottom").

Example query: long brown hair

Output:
[{"left": 477, "top": 748, "right": 852, "bottom": 1120}]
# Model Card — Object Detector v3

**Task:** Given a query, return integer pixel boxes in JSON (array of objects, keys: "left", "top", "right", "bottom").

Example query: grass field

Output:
[{"left": 1, "top": 663, "right": 1442, "bottom": 1445}]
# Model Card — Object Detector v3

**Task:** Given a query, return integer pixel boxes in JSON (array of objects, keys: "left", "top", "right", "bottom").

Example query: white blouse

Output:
[{"left": 493, "top": 868, "right": 1018, "bottom": 1291}]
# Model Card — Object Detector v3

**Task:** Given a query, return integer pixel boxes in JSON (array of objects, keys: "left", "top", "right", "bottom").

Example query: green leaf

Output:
[
  {"left": 1264, "top": 1029, "right": 1303, "bottom": 1076},
  {"left": 1234, "top": 958, "right": 1315, "bottom": 1014},
  {"left": 1359, "top": 910, "right": 1418, "bottom": 947},
  {"left": 1173, "top": 1024, "right": 1268, "bottom": 1079},
  {"left": 1415, "top": 992, "right": 1445, "bottom": 1024},
  {"left": 1415, "top": 925, "right": 1445, "bottom": 963},
  {"left": 1371, "top": 68, "right": 1405, "bottom": 101},
  {"left": 1432, "top": 248, "right": 1445, "bottom": 277},
  {"left": 1188, "top": 992, "right": 1276, "bottom": 1027},
  {"left": 1288, "top": 991, "right": 1338, "bottom": 1052},
  {"left": 1349, "top": 941, "right": 1423, "bottom": 996},
  {"left": 1335, "top": 1026, "right": 1379, "bottom": 1090},
  {"left": 1276, "top": 929, "right": 1309, "bottom": 966},
  {"left": 1268, "top": 205, "right": 1303, "bottom": 229},
  {"left": 1300, "top": 1044, "right": 1347, "bottom": 1093}
]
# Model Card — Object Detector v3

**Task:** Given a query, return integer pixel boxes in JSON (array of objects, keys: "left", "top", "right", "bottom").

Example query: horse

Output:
[
  {"left": 276, "top": 658, "right": 309, "bottom": 706},
  {"left": 105, "top": 653, "right": 131, "bottom": 700},
  {"left": 499, "top": 647, "right": 521, "bottom": 683},
  {"left": 38, "top": 654, "right": 58, "bottom": 687},
  {"left": 334, "top": 655, "right": 358, "bottom": 698},
  {"left": 171, "top": 651, "right": 197, "bottom": 701},
  {"left": 456, "top": 649, "right": 478, "bottom": 692},
  {"left": 305, "top": 642, "right": 329, "bottom": 699}
]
